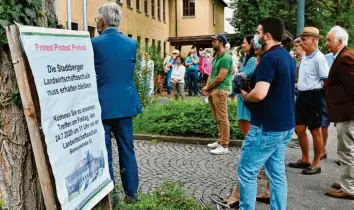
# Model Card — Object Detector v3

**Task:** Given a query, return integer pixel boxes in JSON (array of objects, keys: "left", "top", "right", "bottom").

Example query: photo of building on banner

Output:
[{"left": 18, "top": 25, "right": 114, "bottom": 210}]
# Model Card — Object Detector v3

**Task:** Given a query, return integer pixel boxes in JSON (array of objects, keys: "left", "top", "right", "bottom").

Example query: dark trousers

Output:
[
  {"left": 187, "top": 70, "right": 199, "bottom": 95},
  {"left": 103, "top": 117, "right": 138, "bottom": 200}
]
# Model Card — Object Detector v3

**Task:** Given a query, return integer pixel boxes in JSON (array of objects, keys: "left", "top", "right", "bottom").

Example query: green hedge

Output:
[
  {"left": 115, "top": 182, "right": 212, "bottom": 210},
  {"left": 134, "top": 99, "right": 244, "bottom": 140}
]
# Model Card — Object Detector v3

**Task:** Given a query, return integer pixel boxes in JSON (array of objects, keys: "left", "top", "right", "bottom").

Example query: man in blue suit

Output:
[{"left": 92, "top": 2, "right": 142, "bottom": 200}]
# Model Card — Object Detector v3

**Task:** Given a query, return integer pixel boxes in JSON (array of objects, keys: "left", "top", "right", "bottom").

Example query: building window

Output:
[
  {"left": 183, "top": 0, "right": 195, "bottom": 17},
  {"left": 88, "top": 26, "right": 96, "bottom": 38},
  {"left": 137, "top": 36, "right": 141, "bottom": 47},
  {"left": 213, "top": 2, "right": 216, "bottom": 25},
  {"left": 158, "top": 40, "right": 161, "bottom": 52},
  {"left": 152, "top": 39, "right": 156, "bottom": 46},
  {"left": 157, "top": 0, "right": 161, "bottom": 20},
  {"left": 163, "top": 42, "right": 166, "bottom": 57},
  {"left": 145, "top": 38, "right": 149, "bottom": 49},
  {"left": 144, "top": 0, "right": 148, "bottom": 15},
  {"left": 151, "top": 0, "right": 155, "bottom": 18},
  {"left": 68, "top": 22, "right": 79, "bottom": 30},
  {"left": 136, "top": 0, "right": 141, "bottom": 11},
  {"left": 163, "top": 0, "right": 166, "bottom": 22},
  {"left": 127, "top": 0, "right": 132, "bottom": 7},
  {"left": 128, "top": 34, "right": 133, "bottom": 38}
]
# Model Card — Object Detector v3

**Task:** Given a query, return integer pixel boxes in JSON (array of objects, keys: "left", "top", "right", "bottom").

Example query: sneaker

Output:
[
  {"left": 210, "top": 145, "right": 229, "bottom": 155},
  {"left": 207, "top": 141, "right": 219, "bottom": 149}
]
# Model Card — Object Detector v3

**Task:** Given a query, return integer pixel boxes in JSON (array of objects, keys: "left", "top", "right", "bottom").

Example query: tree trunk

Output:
[
  {"left": 0, "top": 47, "right": 45, "bottom": 210},
  {"left": 0, "top": 0, "right": 56, "bottom": 209}
]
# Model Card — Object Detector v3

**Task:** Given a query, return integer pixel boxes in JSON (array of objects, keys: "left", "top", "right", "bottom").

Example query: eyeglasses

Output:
[{"left": 94, "top": 17, "right": 101, "bottom": 23}]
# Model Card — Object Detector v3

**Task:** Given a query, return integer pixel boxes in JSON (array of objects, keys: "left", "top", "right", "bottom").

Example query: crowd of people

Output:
[{"left": 92, "top": 2, "right": 353, "bottom": 209}]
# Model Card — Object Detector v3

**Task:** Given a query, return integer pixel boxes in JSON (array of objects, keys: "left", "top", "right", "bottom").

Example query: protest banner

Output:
[{"left": 6, "top": 24, "right": 113, "bottom": 210}]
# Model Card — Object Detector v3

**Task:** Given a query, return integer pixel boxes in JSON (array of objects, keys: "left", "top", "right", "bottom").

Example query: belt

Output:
[{"left": 298, "top": 88, "right": 323, "bottom": 95}]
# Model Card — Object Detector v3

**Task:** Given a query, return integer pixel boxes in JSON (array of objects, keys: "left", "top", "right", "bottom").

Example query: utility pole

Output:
[
  {"left": 67, "top": 0, "right": 72, "bottom": 30},
  {"left": 297, "top": 0, "right": 305, "bottom": 34},
  {"left": 83, "top": 0, "right": 88, "bottom": 31}
]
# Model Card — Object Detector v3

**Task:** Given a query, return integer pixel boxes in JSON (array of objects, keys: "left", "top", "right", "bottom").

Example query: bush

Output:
[
  {"left": 134, "top": 45, "right": 163, "bottom": 108},
  {"left": 115, "top": 182, "right": 212, "bottom": 210},
  {"left": 133, "top": 99, "right": 244, "bottom": 139}
]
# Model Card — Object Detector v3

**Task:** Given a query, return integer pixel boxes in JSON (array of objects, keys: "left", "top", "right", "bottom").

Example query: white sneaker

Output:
[
  {"left": 207, "top": 141, "right": 219, "bottom": 149},
  {"left": 210, "top": 145, "right": 229, "bottom": 155}
]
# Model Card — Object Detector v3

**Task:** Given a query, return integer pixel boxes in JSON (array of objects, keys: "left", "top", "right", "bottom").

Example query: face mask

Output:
[{"left": 253, "top": 34, "right": 263, "bottom": 50}]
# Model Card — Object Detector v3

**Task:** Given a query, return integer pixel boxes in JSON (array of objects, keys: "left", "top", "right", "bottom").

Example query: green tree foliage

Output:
[
  {"left": 230, "top": 0, "right": 354, "bottom": 49},
  {"left": 0, "top": 0, "right": 61, "bottom": 44}
]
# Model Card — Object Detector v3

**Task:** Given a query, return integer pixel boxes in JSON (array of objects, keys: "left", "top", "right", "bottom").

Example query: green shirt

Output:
[{"left": 210, "top": 51, "right": 233, "bottom": 90}]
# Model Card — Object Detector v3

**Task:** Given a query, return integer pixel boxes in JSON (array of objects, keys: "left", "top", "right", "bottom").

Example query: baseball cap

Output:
[{"left": 212, "top": 34, "right": 228, "bottom": 45}]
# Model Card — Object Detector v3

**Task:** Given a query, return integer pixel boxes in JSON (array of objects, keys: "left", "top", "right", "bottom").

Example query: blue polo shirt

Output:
[{"left": 250, "top": 45, "right": 296, "bottom": 131}]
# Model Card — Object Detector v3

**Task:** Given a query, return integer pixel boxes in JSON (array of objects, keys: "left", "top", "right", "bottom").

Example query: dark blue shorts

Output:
[
  {"left": 295, "top": 89, "right": 326, "bottom": 130},
  {"left": 322, "top": 107, "right": 330, "bottom": 127}
]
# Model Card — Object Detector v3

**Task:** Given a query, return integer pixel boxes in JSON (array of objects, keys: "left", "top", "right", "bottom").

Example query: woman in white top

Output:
[{"left": 171, "top": 56, "right": 186, "bottom": 100}]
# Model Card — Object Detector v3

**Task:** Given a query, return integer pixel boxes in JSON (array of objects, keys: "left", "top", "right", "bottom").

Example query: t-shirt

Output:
[
  {"left": 250, "top": 45, "right": 296, "bottom": 131},
  {"left": 203, "top": 56, "right": 213, "bottom": 75},
  {"left": 210, "top": 51, "right": 233, "bottom": 90},
  {"left": 185, "top": 56, "right": 200, "bottom": 71}
]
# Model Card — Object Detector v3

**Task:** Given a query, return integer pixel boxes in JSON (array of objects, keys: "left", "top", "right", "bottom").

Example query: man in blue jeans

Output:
[
  {"left": 185, "top": 48, "right": 200, "bottom": 96},
  {"left": 239, "top": 17, "right": 295, "bottom": 210}
]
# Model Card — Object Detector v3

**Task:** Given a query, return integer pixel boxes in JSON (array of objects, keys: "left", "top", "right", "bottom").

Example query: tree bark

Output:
[
  {"left": 0, "top": 0, "right": 56, "bottom": 209},
  {"left": 0, "top": 46, "right": 45, "bottom": 210}
]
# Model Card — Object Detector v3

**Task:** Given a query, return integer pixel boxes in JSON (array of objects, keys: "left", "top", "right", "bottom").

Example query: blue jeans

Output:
[
  {"left": 103, "top": 117, "right": 139, "bottom": 200},
  {"left": 165, "top": 71, "right": 172, "bottom": 95},
  {"left": 187, "top": 71, "right": 199, "bottom": 95},
  {"left": 238, "top": 125, "right": 293, "bottom": 210}
]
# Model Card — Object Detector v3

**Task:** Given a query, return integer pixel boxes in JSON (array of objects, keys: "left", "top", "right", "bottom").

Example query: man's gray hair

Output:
[
  {"left": 329, "top": 26, "right": 349, "bottom": 46},
  {"left": 98, "top": 2, "right": 123, "bottom": 27}
]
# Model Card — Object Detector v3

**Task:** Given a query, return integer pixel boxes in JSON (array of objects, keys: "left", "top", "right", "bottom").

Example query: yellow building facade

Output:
[{"left": 57, "top": 0, "right": 226, "bottom": 55}]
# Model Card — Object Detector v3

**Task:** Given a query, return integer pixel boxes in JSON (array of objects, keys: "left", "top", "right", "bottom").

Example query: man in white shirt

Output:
[{"left": 288, "top": 27, "right": 330, "bottom": 175}]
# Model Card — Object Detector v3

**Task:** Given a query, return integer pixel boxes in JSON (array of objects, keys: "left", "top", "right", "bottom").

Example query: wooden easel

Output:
[{"left": 6, "top": 24, "right": 112, "bottom": 210}]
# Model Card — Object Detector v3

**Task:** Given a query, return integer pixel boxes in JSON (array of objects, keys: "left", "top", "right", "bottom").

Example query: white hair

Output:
[
  {"left": 329, "top": 26, "right": 349, "bottom": 46},
  {"left": 98, "top": 2, "right": 123, "bottom": 27}
]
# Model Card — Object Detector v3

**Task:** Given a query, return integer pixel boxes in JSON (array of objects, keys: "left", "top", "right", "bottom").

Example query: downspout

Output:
[{"left": 175, "top": 0, "right": 178, "bottom": 37}]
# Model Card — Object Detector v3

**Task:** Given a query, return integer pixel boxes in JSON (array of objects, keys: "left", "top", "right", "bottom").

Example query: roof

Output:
[
  {"left": 168, "top": 33, "right": 243, "bottom": 48},
  {"left": 216, "top": 0, "right": 228, "bottom": 7}
]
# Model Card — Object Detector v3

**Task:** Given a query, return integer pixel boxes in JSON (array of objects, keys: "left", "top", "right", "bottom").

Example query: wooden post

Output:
[
  {"left": 6, "top": 25, "right": 57, "bottom": 210},
  {"left": 101, "top": 194, "right": 112, "bottom": 210}
]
